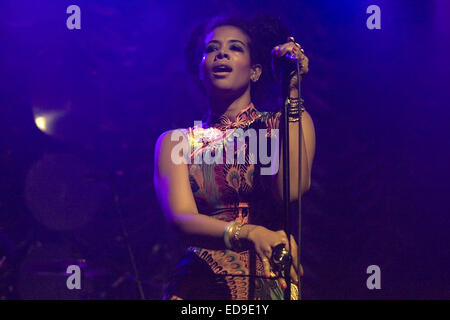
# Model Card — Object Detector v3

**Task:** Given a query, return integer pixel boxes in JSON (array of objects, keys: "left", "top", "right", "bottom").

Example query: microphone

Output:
[{"left": 272, "top": 49, "right": 299, "bottom": 82}]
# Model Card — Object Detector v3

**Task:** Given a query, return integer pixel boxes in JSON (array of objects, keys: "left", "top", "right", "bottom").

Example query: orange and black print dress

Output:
[{"left": 163, "top": 103, "right": 292, "bottom": 300}]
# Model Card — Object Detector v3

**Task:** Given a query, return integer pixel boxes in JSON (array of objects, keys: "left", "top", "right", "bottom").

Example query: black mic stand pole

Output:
[
  {"left": 279, "top": 58, "right": 303, "bottom": 300},
  {"left": 109, "top": 173, "right": 146, "bottom": 300}
]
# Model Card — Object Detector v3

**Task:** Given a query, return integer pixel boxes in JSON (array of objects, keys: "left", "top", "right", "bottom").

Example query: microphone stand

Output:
[
  {"left": 110, "top": 180, "right": 146, "bottom": 300},
  {"left": 279, "top": 57, "right": 303, "bottom": 300},
  {"left": 88, "top": 171, "right": 146, "bottom": 299}
]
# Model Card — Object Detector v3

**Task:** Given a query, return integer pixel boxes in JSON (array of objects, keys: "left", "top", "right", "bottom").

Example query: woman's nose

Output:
[{"left": 216, "top": 49, "right": 229, "bottom": 59}]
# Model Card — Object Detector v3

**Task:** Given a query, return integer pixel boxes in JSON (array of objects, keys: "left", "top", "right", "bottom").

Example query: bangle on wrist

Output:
[
  {"left": 224, "top": 221, "right": 246, "bottom": 250},
  {"left": 231, "top": 223, "right": 246, "bottom": 249},
  {"left": 285, "top": 97, "right": 306, "bottom": 122},
  {"left": 224, "top": 221, "right": 237, "bottom": 249}
]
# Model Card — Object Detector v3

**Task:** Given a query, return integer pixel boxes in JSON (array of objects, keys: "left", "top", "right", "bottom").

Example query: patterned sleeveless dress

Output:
[{"left": 163, "top": 102, "right": 294, "bottom": 300}]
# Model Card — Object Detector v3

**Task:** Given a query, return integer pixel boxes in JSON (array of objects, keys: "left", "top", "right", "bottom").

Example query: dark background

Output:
[{"left": 0, "top": 0, "right": 449, "bottom": 299}]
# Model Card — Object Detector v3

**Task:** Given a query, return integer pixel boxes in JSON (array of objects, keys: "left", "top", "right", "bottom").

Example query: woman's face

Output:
[{"left": 199, "top": 25, "right": 256, "bottom": 97}]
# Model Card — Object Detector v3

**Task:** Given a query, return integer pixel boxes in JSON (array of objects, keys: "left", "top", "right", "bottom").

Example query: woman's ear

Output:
[{"left": 250, "top": 64, "right": 262, "bottom": 82}]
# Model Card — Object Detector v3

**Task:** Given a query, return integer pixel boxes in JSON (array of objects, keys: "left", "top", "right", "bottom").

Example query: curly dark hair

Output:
[{"left": 184, "top": 13, "right": 291, "bottom": 110}]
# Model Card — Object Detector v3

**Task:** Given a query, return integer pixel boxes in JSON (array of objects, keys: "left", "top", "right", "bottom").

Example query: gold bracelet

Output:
[
  {"left": 224, "top": 221, "right": 237, "bottom": 249},
  {"left": 286, "top": 97, "right": 306, "bottom": 122},
  {"left": 232, "top": 223, "right": 246, "bottom": 249}
]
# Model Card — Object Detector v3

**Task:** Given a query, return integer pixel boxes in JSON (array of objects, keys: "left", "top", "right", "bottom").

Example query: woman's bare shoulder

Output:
[
  {"left": 154, "top": 128, "right": 192, "bottom": 170},
  {"left": 155, "top": 128, "right": 190, "bottom": 150}
]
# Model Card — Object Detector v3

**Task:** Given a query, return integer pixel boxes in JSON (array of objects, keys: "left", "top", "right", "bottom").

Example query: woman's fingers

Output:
[
  {"left": 299, "top": 54, "right": 309, "bottom": 74},
  {"left": 257, "top": 245, "right": 272, "bottom": 278},
  {"left": 277, "top": 277, "right": 287, "bottom": 290},
  {"left": 273, "top": 40, "right": 307, "bottom": 57},
  {"left": 253, "top": 228, "right": 302, "bottom": 289},
  {"left": 273, "top": 43, "right": 309, "bottom": 75},
  {"left": 276, "top": 230, "right": 289, "bottom": 247},
  {"left": 281, "top": 45, "right": 291, "bottom": 56},
  {"left": 290, "top": 265, "right": 298, "bottom": 284},
  {"left": 273, "top": 233, "right": 300, "bottom": 284},
  {"left": 261, "top": 257, "right": 271, "bottom": 278},
  {"left": 273, "top": 43, "right": 298, "bottom": 57}
]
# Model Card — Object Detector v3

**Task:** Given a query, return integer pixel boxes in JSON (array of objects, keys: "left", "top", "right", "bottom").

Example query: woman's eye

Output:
[
  {"left": 204, "top": 44, "right": 243, "bottom": 53},
  {"left": 205, "top": 45, "right": 217, "bottom": 53},
  {"left": 230, "top": 45, "right": 243, "bottom": 52}
]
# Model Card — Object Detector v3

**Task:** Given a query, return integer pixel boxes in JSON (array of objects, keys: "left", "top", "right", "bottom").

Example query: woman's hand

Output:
[
  {"left": 271, "top": 37, "right": 309, "bottom": 94},
  {"left": 242, "top": 225, "right": 303, "bottom": 289}
]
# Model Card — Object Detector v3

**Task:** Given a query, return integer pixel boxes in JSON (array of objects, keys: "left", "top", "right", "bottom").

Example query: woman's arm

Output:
[
  {"left": 271, "top": 40, "right": 316, "bottom": 202},
  {"left": 275, "top": 106, "right": 316, "bottom": 202},
  {"left": 153, "top": 130, "right": 230, "bottom": 248}
]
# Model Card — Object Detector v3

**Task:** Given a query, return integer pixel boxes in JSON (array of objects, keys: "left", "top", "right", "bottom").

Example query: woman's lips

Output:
[
  {"left": 212, "top": 71, "right": 231, "bottom": 77},
  {"left": 212, "top": 65, "right": 232, "bottom": 76}
]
